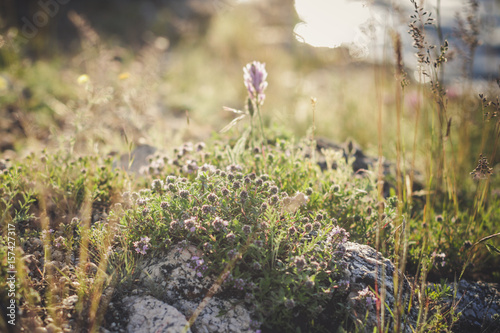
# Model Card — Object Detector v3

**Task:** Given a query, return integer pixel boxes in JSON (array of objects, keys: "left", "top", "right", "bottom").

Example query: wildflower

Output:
[
  {"left": 233, "top": 278, "right": 245, "bottom": 290},
  {"left": 195, "top": 142, "right": 206, "bottom": 151},
  {"left": 142, "top": 208, "right": 150, "bottom": 217},
  {"left": 77, "top": 74, "right": 90, "bottom": 85},
  {"left": 313, "top": 221, "right": 321, "bottom": 230},
  {"left": 179, "top": 190, "right": 190, "bottom": 199},
  {"left": 288, "top": 226, "right": 297, "bottom": 235},
  {"left": 202, "top": 205, "right": 213, "bottom": 215},
  {"left": 269, "top": 194, "right": 279, "bottom": 205},
  {"left": 213, "top": 217, "right": 228, "bottom": 231},
  {"left": 304, "top": 223, "right": 313, "bottom": 232},
  {"left": 185, "top": 217, "right": 197, "bottom": 232},
  {"left": 54, "top": 236, "right": 65, "bottom": 248},
  {"left": 207, "top": 193, "right": 218, "bottom": 203},
  {"left": 160, "top": 201, "right": 169, "bottom": 210},
  {"left": 137, "top": 198, "right": 148, "bottom": 206},
  {"left": 316, "top": 213, "right": 324, "bottom": 221},
  {"left": 331, "top": 184, "right": 340, "bottom": 193},
  {"left": 255, "top": 178, "right": 263, "bottom": 186},
  {"left": 269, "top": 186, "right": 278, "bottom": 195},
  {"left": 221, "top": 187, "right": 230, "bottom": 196},
  {"left": 133, "top": 237, "right": 151, "bottom": 255},
  {"left": 168, "top": 183, "right": 177, "bottom": 192},
  {"left": 233, "top": 181, "right": 241, "bottom": 190},
  {"left": 294, "top": 256, "right": 306, "bottom": 270},
  {"left": 228, "top": 172, "right": 235, "bottom": 181},
  {"left": 227, "top": 164, "right": 243, "bottom": 172},
  {"left": 166, "top": 176, "right": 176, "bottom": 184},
  {"left": 435, "top": 215, "right": 444, "bottom": 223},
  {"left": 358, "top": 287, "right": 377, "bottom": 307},
  {"left": 339, "top": 280, "right": 350, "bottom": 289},
  {"left": 252, "top": 147, "right": 261, "bottom": 154},
  {"left": 240, "top": 190, "right": 248, "bottom": 201},
  {"left": 244, "top": 176, "right": 251, "bottom": 184},
  {"left": 226, "top": 233, "right": 236, "bottom": 243},
  {"left": 244, "top": 61, "right": 268, "bottom": 105},
  {"left": 151, "top": 179, "right": 164, "bottom": 192},
  {"left": 201, "top": 164, "right": 215, "bottom": 174},
  {"left": 464, "top": 240, "right": 472, "bottom": 249}
]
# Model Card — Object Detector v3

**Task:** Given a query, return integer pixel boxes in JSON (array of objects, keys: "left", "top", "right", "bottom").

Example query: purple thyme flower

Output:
[
  {"left": 133, "top": 236, "right": 151, "bottom": 255},
  {"left": 243, "top": 61, "right": 268, "bottom": 105}
]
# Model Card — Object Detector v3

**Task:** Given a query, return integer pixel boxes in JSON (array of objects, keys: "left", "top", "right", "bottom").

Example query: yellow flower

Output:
[
  {"left": 77, "top": 74, "right": 90, "bottom": 85},
  {"left": 118, "top": 72, "right": 130, "bottom": 80}
]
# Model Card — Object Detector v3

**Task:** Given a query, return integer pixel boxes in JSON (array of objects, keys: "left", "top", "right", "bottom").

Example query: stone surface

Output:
[
  {"left": 441, "top": 280, "right": 500, "bottom": 333},
  {"left": 123, "top": 295, "right": 191, "bottom": 333},
  {"left": 342, "top": 242, "right": 418, "bottom": 333},
  {"left": 115, "top": 144, "right": 157, "bottom": 174},
  {"left": 107, "top": 240, "right": 498, "bottom": 333},
  {"left": 134, "top": 244, "right": 253, "bottom": 333}
]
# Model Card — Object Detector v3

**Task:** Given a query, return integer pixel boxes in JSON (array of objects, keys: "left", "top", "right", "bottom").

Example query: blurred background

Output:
[
  {"left": 1, "top": 0, "right": 500, "bottom": 282},
  {"left": 0, "top": 0, "right": 500, "bottom": 150},
  {"left": 0, "top": 0, "right": 499, "bottom": 163}
]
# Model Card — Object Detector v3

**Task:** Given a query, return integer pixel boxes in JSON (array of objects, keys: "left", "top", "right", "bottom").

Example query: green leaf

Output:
[{"left": 485, "top": 243, "right": 500, "bottom": 255}]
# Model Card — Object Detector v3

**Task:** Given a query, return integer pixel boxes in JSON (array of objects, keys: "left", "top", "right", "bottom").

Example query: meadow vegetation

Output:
[{"left": 0, "top": 1, "right": 499, "bottom": 332}]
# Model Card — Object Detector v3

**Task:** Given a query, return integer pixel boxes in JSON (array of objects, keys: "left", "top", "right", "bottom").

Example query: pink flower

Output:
[{"left": 243, "top": 61, "right": 268, "bottom": 105}]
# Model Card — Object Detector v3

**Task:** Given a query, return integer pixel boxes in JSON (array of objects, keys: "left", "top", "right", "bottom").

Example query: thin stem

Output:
[{"left": 256, "top": 102, "right": 265, "bottom": 145}]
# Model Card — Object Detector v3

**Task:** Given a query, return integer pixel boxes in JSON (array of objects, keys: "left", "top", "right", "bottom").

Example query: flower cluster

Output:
[
  {"left": 133, "top": 236, "right": 151, "bottom": 255},
  {"left": 357, "top": 287, "right": 377, "bottom": 307},
  {"left": 432, "top": 251, "right": 446, "bottom": 267},
  {"left": 243, "top": 61, "right": 268, "bottom": 106},
  {"left": 187, "top": 256, "right": 208, "bottom": 278}
]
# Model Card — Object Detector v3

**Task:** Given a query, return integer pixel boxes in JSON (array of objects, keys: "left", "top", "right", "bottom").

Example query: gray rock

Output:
[
  {"left": 342, "top": 242, "right": 418, "bottom": 333},
  {"left": 110, "top": 239, "right": 498, "bottom": 333},
  {"left": 443, "top": 280, "right": 500, "bottom": 333},
  {"left": 123, "top": 295, "right": 191, "bottom": 333},
  {"left": 115, "top": 144, "right": 157, "bottom": 174},
  {"left": 134, "top": 244, "right": 253, "bottom": 333}
]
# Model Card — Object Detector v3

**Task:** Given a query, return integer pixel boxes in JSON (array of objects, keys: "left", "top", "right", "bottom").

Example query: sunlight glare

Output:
[{"left": 294, "top": 0, "right": 371, "bottom": 49}]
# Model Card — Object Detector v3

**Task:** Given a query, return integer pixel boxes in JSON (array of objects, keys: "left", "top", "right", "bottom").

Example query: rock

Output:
[
  {"left": 52, "top": 250, "right": 64, "bottom": 262},
  {"left": 62, "top": 295, "right": 79, "bottom": 308},
  {"left": 123, "top": 295, "right": 191, "bottom": 333},
  {"left": 85, "top": 262, "right": 99, "bottom": 275},
  {"left": 135, "top": 244, "right": 253, "bottom": 333},
  {"left": 341, "top": 242, "right": 418, "bottom": 333},
  {"left": 107, "top": 239, "right": 498, "bottom": 333},
  {"left": 314, "top": 137, "right": 424, "bottom": 197},
  {"left": 115, "top": 144, "right": 157, "bottom": 174},
  {"left": 439, "top": 280, "right": 500, "bottom": 333}
]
